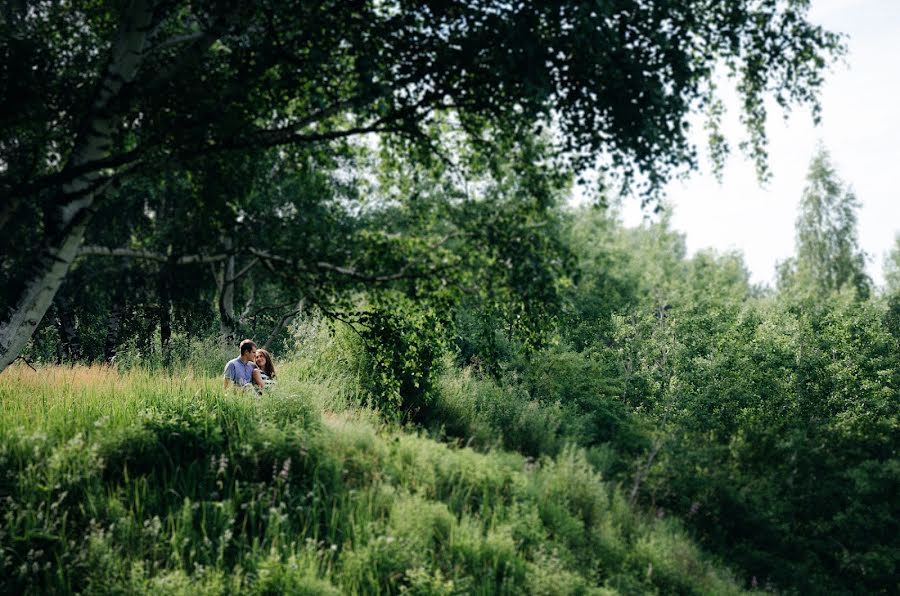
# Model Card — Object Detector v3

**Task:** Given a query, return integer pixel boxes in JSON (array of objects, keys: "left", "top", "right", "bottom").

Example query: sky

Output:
[{"left": 616, "top": 0, "right": 900, "bottom": 288}]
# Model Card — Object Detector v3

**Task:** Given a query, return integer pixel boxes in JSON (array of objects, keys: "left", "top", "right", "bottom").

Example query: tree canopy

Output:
[{"left": 1, "top": 0, "right": 844, "bottom": 371}]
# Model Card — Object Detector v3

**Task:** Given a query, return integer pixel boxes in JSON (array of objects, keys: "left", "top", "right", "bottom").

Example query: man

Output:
[{"left": 224, "top": 339, "right": 266, "bottom": 392}]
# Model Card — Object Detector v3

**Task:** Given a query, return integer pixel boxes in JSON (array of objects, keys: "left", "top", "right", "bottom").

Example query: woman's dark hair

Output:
[{"left": 257, "top": 349, "right": 275, "bottom": 378}]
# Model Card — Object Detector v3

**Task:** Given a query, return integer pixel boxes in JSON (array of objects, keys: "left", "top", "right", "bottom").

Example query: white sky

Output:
[{"left": 617, "top": 0, "right": 900, "bottom": 287}]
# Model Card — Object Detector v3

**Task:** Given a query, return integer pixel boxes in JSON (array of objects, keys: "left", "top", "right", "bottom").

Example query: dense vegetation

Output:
[
  {"left": 3, "top": 2, "right": 897, "bottom": 594},
  {"left": 4, "top": 150, "right": 898, "bottom": 594},
  {"left": 437, "top": 206, "right": 899, "bottom": 594},
  {"left": 423, "top": 152, "right": 899, "bottom": 594},
  {"left": 0, "top": 0, "right": 842, "bottom": 370}
]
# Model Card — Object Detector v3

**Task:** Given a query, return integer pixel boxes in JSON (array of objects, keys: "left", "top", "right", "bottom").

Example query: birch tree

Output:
[{"left": 778, "top": 147, "right": 871, "bottom": 299}]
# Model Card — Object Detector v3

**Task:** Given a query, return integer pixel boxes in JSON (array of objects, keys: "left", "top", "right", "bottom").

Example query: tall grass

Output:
[{"left": 0, "top": 362, "right": 745, "bottom": 594}]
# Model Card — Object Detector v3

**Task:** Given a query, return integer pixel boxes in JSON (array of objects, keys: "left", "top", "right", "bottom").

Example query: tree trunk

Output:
[
  {"left": 104, "top": 297, "right": 125, "bottom": 362},
  {"left": 159, "top": 268, "right": 173, "bottom": 364},
  {"left": 0, "top": 213, "right": 95, "bottom": 372},
  {"left": 104, "top": 262, "right": 130, "bottom": 362},
  {"left": 218, "top": 237, "right": 237, "bottom": 343},
  {"left": 55, "top": 292, "right": 83, "bottom": 363},
  {"left": 0, "top": 0, "right": 154, "bottom": 374},
  {"left": 0, "top": 196, "right": 22, "bottom": 233}
]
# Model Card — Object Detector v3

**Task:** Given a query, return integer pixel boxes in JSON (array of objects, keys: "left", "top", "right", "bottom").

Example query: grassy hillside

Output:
[{"left": 0, "top": 362, "right": 744, "bottom": 595}]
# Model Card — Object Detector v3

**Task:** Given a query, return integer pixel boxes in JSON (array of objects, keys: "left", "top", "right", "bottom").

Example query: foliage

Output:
[
  {"left": 1, "top": 11, "right": 890, "bottom": 589},
  {"left": 1, "top": 0, "right": 846, "bottom": 373},
  {"left": 628, "top": 291, "right": 899, "bottom": 594},
  {"left": 5, "top": 165, "right": 898, "bottom": 595},
  {"left": 884, "top": 233, "right": 900, "bottom": 297},
  {"left": 2, "top": 0, "right": 843, "bottom": 202},
  {"left": 427, "top": 198, "right": 898, "bottom": 593},
  {"left": 538, "top": 204, "right": 899, "bottom": 594},
  {"left": 778, "top": 147, "right": 871, "bottom": 300}
]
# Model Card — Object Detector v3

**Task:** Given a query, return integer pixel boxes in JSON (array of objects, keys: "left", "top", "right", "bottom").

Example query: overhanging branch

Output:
[
  {"left": 230, "top": 257, "right": 259, "bottom": 283},
  {"left": 78, "top": 224, "right": 462, "bottom": 288},
  {"left": 248, "top": 247, "right": 443, "bottom": 283},
  {"left": 78, "top": 246, "right": 229, "bottom": 264}
]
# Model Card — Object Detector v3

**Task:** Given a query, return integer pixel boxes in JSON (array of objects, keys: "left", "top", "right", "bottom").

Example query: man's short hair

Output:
[{"left": 239, "top": 339, "right": 256, "bottom": 355}]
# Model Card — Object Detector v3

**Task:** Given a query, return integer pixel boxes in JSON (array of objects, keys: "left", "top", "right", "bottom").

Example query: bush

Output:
[{"left": 425, "top": 366, "right": 564, "bottom": 457}]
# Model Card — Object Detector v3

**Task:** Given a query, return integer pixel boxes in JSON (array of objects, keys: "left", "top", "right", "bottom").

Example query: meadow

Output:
[{"left": 0, "top": 360, "right": 744, "bottom": 595}]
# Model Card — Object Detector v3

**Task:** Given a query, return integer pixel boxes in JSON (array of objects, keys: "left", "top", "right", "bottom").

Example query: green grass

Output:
[{"left": 0, "top": 362, "right": 745, "bottom": 594}]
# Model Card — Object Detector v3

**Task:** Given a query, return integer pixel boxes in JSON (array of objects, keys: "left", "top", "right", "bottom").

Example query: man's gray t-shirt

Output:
[{"left": 224, "top": 357, "right": 255, "bottom": 386}]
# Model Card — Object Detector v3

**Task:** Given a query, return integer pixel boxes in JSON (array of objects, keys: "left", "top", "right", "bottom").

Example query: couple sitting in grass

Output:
[{"left": 223, "top": 339, "right": 276, "bottom": 393}]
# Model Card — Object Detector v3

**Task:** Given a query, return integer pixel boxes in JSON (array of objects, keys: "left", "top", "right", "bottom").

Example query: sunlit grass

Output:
[{"left": 1, "top": 364, "right": 217, "bottom": 431}]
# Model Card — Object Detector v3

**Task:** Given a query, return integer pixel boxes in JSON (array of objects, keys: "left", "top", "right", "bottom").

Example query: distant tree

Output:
[
  {"left": 882, "top": 234, "right": 900, "bottom": 341},
  {"left": 778, "top": 147, "right": 871, "bottom": 299},
  {"left": 884, "top": 233, "right": 900, "bottom": 296}
]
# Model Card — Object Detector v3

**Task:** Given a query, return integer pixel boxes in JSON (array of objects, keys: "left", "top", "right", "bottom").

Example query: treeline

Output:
[
  {"left": 425, "top": 149, "right": 899, "bottom": 593},
  {"left": 1, "top": 0, "right": 845, "bottom": 375},
  {"left": 414, "top": 151, "right": 897, "bottom": 594},
  {"left": 437, "top": 150, "right": 899, "bottom": 593}
]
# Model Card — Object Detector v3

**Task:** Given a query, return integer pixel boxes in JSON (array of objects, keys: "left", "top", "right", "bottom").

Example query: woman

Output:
[{"left": 254, "top": 348, "right": 277, "bottom": 389}]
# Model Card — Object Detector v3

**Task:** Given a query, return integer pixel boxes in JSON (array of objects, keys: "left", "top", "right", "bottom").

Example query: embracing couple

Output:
[{"left": 223, "top": 339, "right": 276, "bottom": 393}]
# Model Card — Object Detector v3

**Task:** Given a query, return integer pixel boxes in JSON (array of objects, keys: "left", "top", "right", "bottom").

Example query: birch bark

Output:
[
  {"left": 0, "top": 0, "right": 155, "bottom": 372},
  {"left": 218, "top": 237, "right": 237, "bottom": 343}
]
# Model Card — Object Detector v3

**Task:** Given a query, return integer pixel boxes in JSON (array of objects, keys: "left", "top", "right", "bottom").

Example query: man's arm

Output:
[{"left": 224, "top": 361, "right": 236, "bottom": 390}]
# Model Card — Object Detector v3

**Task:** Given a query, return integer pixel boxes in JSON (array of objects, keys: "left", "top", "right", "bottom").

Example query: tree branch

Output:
[
  {"left": 8, "top": 79, "right": 446, "bottom": 206},
  {"left": 247, "top": 233, "right": 460, "bottom": 284},
  {"left": 238, "top": 279, "right": 255, "bottom": 325},
  {"left": 80, "top": 226, "right": 461, "bottom": 310},
  {"left": 228, "top": 257, "right": 259, "bottom": 284},
  {"left": 146, "top": 31, "right": 206, "bottom": 54},
  {"left": 248, "top": 248, "right": 413, "bottom": 283},
  {"left": 78, "top": 246, "right": 229, "bottom": 264},
  {"left": 262, "top": 297, "right": 305, "bottom": 349},
  {"left": 15, "top": 355, "right": 37, "bottom": 372},
  {"left": 222, "top": 120, "right": 396, "bottom": 153}
]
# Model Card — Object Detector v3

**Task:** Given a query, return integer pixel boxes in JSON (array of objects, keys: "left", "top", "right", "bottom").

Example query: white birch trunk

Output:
[
  {"left": 0, "top": 0, "right": 154, "bottom": 373},
  {"left": 218, "top": 238, "right": 237, "bottom": 343}
]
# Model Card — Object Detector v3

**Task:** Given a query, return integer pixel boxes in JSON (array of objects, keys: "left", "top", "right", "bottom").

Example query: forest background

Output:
[{"left": 1, "top": 1, "right": 897, "bottom": 594}]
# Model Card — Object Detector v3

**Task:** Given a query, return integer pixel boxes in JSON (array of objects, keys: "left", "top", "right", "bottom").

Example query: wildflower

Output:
[
  {"left": 217, "top": 454, "right": 229, "bottom": 476},
  {"left": 279, "top": 457, "right": 291, "bottom": 480}
]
